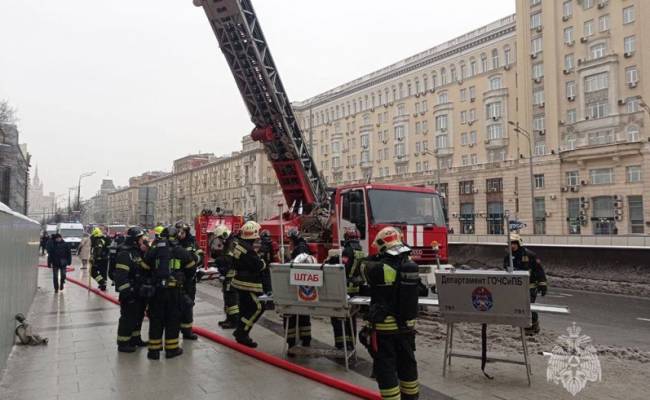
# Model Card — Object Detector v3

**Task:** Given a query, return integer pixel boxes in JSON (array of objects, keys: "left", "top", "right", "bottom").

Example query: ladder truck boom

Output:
[{"left": 194, "top": 0, "right": 327, "bottom": 214}]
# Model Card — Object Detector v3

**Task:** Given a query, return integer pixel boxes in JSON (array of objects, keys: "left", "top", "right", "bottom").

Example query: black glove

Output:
[{"left": 538, "top": 284, "right": 547, "bottom": 296}]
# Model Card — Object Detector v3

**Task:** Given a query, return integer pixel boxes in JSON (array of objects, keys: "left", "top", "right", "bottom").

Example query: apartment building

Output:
[{"left": 293, "top": 0, "right": 649, "bottom": 237}]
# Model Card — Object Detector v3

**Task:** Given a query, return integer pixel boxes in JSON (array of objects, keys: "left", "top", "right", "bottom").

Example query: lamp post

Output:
[
  {"left": 422, "top": 150, "right": 441, "bottom": 190},
  {"left": 67, "top": 187, "right": 77, "bottom": 219},
  {"left": 76, "top": 171, "right": 95, "bottom": 212},
  {"left": 508, "top": 121, "right": 535, "bottom": 227}
]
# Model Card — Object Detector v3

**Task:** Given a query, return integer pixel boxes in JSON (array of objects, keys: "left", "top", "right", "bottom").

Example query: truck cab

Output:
[{"left": 57, "top": 222, "right": 85, "bottom": 253}]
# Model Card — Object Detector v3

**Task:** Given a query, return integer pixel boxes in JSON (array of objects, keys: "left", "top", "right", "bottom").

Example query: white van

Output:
[{"left": 57, "top": 222, "right": 85, "bottom": 253}]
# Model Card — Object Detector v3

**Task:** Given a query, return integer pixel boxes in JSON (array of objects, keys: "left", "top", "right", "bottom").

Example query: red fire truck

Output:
[
  {"left": 195, "top": 0, "right": 448, "bottom": 269},
  {"left": 194, "top": 210, "right": 245, "bottom": 269}
]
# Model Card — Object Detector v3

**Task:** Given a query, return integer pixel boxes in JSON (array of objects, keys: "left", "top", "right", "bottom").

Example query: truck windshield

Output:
[
  {"left": 368, "top": 189, "right": 445, "bottom": 226},
  {"left": 59, "top": 229, "right": 84, "bottom": 237}
]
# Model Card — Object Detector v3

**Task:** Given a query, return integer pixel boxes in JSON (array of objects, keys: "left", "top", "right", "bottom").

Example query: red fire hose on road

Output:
[{"left": 51, "top": 268, "right": 380, "bottom": 400}]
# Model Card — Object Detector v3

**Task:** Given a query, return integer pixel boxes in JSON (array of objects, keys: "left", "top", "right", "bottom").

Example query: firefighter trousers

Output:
[
  {"left": 91, "top": 258, "right": 108, "bottom": 287},
  {"left": 283, "top": 315, "right": 311, "bottom": 347},
  {"left": 331, "top": 316, "right": 356, "bottom": 349},
  {"left": 373, "top": 332, "right": 419, "bottom": 400},
  {"left": 117, "top": 297, "right": 147, "bottom": 347},
  {"left": 148, "top": 288, "right": 181, "bottom": 352},
  {"left": 223, "top": 276, "right": 239, "bottom": 321},
  {"left": 530, "top": 292, "right": 539, "bottom": 324},
  {"left": 180, "top": 280, "right": 196, "bottom": 332},
  {"left": 234, "top": 290, "right": 264, "bottom": 338}
]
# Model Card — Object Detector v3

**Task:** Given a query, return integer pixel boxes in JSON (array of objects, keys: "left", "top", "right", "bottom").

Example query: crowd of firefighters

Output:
[{"left": 57, "top": 218, "right": 547, "bottom": 400}]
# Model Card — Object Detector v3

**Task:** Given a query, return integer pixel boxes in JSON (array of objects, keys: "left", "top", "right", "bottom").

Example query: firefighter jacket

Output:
[
  {"left": 91, "top": 236, "right": 111, "bottom": 261},
  {"left": 114, "top": 244, "right": 150, "bottom": 297},
  {"left": 503, "top": 247, "right": 548, "bottom": 292},
  {"left": 341, "top": 240, "right": 366, "bottom": 295},
  {"left": 231, "top": 238, "right": 267, "bottom": 293},
  {"left": 145, "top": 240, "right": 198, "bottom": 288},
  {"left": 360, "top": 254, "right": 420, "bottom": 333},
  {"left": 179, "top": 235, "right": 203, "bottom": 277}
]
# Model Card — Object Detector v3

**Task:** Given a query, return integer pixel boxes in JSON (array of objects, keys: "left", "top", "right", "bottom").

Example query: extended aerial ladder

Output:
[{"left": 194, "top": 0, "right": 327, "bottom": 216}]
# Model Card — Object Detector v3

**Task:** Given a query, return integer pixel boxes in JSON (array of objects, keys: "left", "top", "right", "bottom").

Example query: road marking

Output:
[{"left": 637, "top": 318, "right": 650, "bottom": 322}]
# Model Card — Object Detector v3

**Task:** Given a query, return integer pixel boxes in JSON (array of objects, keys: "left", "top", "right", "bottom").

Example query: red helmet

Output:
[{"left": 343, "top": 227, "right": 360, "bottom": 241}]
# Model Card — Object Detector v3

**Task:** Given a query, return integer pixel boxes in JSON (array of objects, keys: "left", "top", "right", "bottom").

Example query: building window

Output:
[
  {"left": 460, "top": 132, "right": 468, "bottom": 145},
  {"left": 584, "top": 72, "right": 608, "bottom": 92},
  {"left": 627, "top": 165, "right": 641, "bottom": 183},
  {"left": 583, "top": 19, "right": 594, "bottom": 37},
  {"left": 599, "top": 14, "right": 610, "bottom": 32},
  {"left": 626, "top": 98, "right": 640, "bottom": 113},
  {"left": 469, "top": 130, "right": 477, "bottom": 144},
  {"left": 534, "top": 197, "right": 546, "bottom": 235},
  {"left": 489, "top": 76, "right": 502, "bottom": 90},
  {"left": 533, "top": 115, "right": 545, "bottom": 132},
  {"left": 435, "top": 115, "right": 448, "bottom": 131},
  {"left": 583, "top": 0, "right": 594, "bottom": 10},
  {"left": 623, "top": 6, "right": 635, "bottom": 24},
  {"left": 592, "top": 196, "right": 616, "bottom": 235},
  {"left": 460, "top": 203, "right": 475, "bottom": 234},
  {"left": 470, "top": 60, "right": 478, "bottom": 76},
  {"left": 471, "top": 154, "right": 478, "bottom": 165},
  {"left": 590, "top": 168, "right": 614, "bottom": 185},
  {"left": 487, "top": 125, "right": 504, "bottom": 140},
  {"left": 530, "top": 0, "right": 541, "bottom": 6},
  {"left": 450, "top": 66, "right": 457, "bottom": 82},
  {"left": 481, "top": 54, "right": 488, "bottom": 72},
  {"left": 567, "top": 198, "right": 581, "bottom": 234},
  {"left": 627, "top": 126, "right": 640, "bottom": 142},
  {"left": 624, "top": 36, "right": 636, "bottom": 54},
  {"left": 563, "top": 0, "right": 573, "bottom": 18},
  {"left": 534, "top": 174, "right": 545, "bottom": 189},
  {"left": 487, "top": 201, "right": 504, "bottom": 235},
  {"left": 440, "top": 68, "right": 448, "bottom": 85},
  {"left": 394, "top": 125, "right": 405, "bottom": 141},
  {"left": 534, "top": 140, "right": 546, "bottom": 156},
  {"left": 438, "top": 92, "right": 448, "bottom": 104},
  {"left": 486, "top": 102, "right": 502, "bottom": 119},
  {"left": 491, "top": 49, "right": 499, "bottom": 69},
  {"left": 486, "top": 178, "right": 503, "bottom": 193},
  {"left": 435, "top": 134, "right": 448, "bottom": 149},
  {"left": 469, "top": 86, "right": 476, "bottom": 100},
  {"left": 564, "top": 27, "right": 574, "bottom": 44},
  {"left": 394, "top": 143, "right": 405, "bottom": 158},
  {"left": 532, "top": 37, "right": 543, "bottom": 54},
  {"left": 564, "top": 54, "right": 574, "bottom": 71},
  {"left": 530, "top": 12, "right": 542, "bottom": 29},
  {"left": 566, "top": 171, "right": 579, "bottom": 187},
  {"left": 586, "top": 102, "right": 609, "bottom": 119},
  {"left": 629, "top": 196, "right": 644, "bottom": 234},
  {"left": 459, "top": 180, "right": 474, "bottom": 195},
  {"left": 461, "top": 155, "right": 469, "bottom": 166},
  {"left": 504, "top": 47, "right": 512, "bottom": 65},
  {"left": 590, "top": 43, "right": 606, "bottom": 59},
  {"left": 626, "top": 66, "right": 639, "bottom": 85},
  {"left": 533, "top": 88, "right": 545, "bottom": 105},
  {"left": 532, "top": 63, "right": 544, "bottom": 79},
  {"left": 567, "top": 109, "right": 577, "bottom": 124},
  {"left": 566, "top": 80, "right": 576, "bottom": 98}
]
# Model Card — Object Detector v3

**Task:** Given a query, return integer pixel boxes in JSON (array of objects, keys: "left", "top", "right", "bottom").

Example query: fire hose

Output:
[{"left": 40, "top": 265, "right": 380, "bottom": 400}]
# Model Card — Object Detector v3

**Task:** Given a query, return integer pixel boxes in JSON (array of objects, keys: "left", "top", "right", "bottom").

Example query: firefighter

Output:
[
  {"left": 231, "top": 221, "right": 267, "bottom": 348},
  {"left": 90, "top": 227, "right": 111, "bottom": 291},
  {"left": 108, "top": 233, "right": 125, "bottom": 288},
  {"left": 153, "top": 225, "right": 164, "bottom": 240},
  {"left": 114, "top": 227, "right": 151, "bottom": 352},
  {"left": 283, "top": 228, "right": 312, "bottom": 349},
  {"left": 210, "top": 225, "right": 239, "bottom": 329},
  {"left": 360, "top": 227, "right": 420, "bottom": 400},
  {"left": 329, "top": 227, "right": 366, "bottom": 350},
  {"left": 176, "top": 221, "right": 203, "bottom": 340},
  {"left": 504, "top": 233, "right": 547, "bottom": 335},
  {"left": 144, "top": 225, "right": 198, "bottom": 360}
]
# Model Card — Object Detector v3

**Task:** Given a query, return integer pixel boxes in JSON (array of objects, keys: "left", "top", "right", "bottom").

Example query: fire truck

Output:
[
  {"left": 194, "top": 0, "right": 449, "bottom": 270},
  {"left": 194, "top": 209, "right": 245, "bottom": 269}
]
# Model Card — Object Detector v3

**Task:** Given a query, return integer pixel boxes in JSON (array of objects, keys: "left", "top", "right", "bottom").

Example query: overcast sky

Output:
[{"left": 0, "top": 0, "right": 514, "bottom": 203}]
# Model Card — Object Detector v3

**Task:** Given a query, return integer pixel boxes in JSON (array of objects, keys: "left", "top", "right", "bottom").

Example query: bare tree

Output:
[{"left": 0, "top": 99, "right": 18, "bottom": 124}]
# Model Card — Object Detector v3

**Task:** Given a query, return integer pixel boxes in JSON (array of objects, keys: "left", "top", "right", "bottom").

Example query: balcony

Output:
[
  {"left": 559, "top": 137, "right": 643, "bottom": 162},
  {"left": 360, "top": 160, "right": 373, "bottom": 169},
  {"left": 485, "top": 137, "right": 509, "bottom": 149},
  {"left": 392, "top": 114, "right": 410, "bottom": 125},
  {"left": 435, "top": 147, "right": 454, "bottom": 157},
  {"left": 394, "top": 155, "right": 409, "bottom": 164},
  {"left": 433, "top": 102, "right": 453, "bottom": 114},
  {"left": 483, "top": 87, "right": 509, "bottom": 100}
]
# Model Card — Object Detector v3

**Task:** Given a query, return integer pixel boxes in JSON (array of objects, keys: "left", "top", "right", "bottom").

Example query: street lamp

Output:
[
  {"left": 422, "top": 150, "right": 442, "bottom": 189},
  {"left": 508, "top": 121, "right": 535, "bottom": 227},
  {"left": 76, "top": 171, "right": 95, "bottom": 212},
  {"left": 67, "top": 187, "right": 77, "bottom": 218}
]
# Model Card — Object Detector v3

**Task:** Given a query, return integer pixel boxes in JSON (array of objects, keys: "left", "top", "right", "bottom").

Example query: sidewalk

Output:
[{"left": 0, "top": 262, "right": 359, "bottom": 400}]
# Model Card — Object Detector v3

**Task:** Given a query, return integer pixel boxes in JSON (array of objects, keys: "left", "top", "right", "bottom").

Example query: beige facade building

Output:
[
  {"left": 293, "top": 0, "right": 649, "bottom": 238},
  {"left": 102, "top": 137, "right": 278, "bottom": 228}
]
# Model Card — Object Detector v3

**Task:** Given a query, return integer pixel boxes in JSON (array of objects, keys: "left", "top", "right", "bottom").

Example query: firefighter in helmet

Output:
[
  {"left": 90, "top": 227, "right": 111, "bottom": 291},
  {"left": 360, "top": 226, "right": 420, "bottom": 400},
  {"left": 114, "top": 227, "right": 151, "bottom": 353},
  {"left": 504, "top": 233, "right": 547, "bottom": 335},
  {"left": 283, "top": 228, "right": 312, "bottom": 349},
  {"left": 210, "top": 224, "right": 239, "bottom": 329},
  {"left": 144, "top": 225, "right": 198, "bottom": 360},
  {"left": 329, "top": 226, "right": 366, "bottom": 350},
  {"left": 175, "top": 221, "right": 203, "bottom": 340},
  {"left": 231, "top": 221, "right": 268, "bottom": 348}
]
